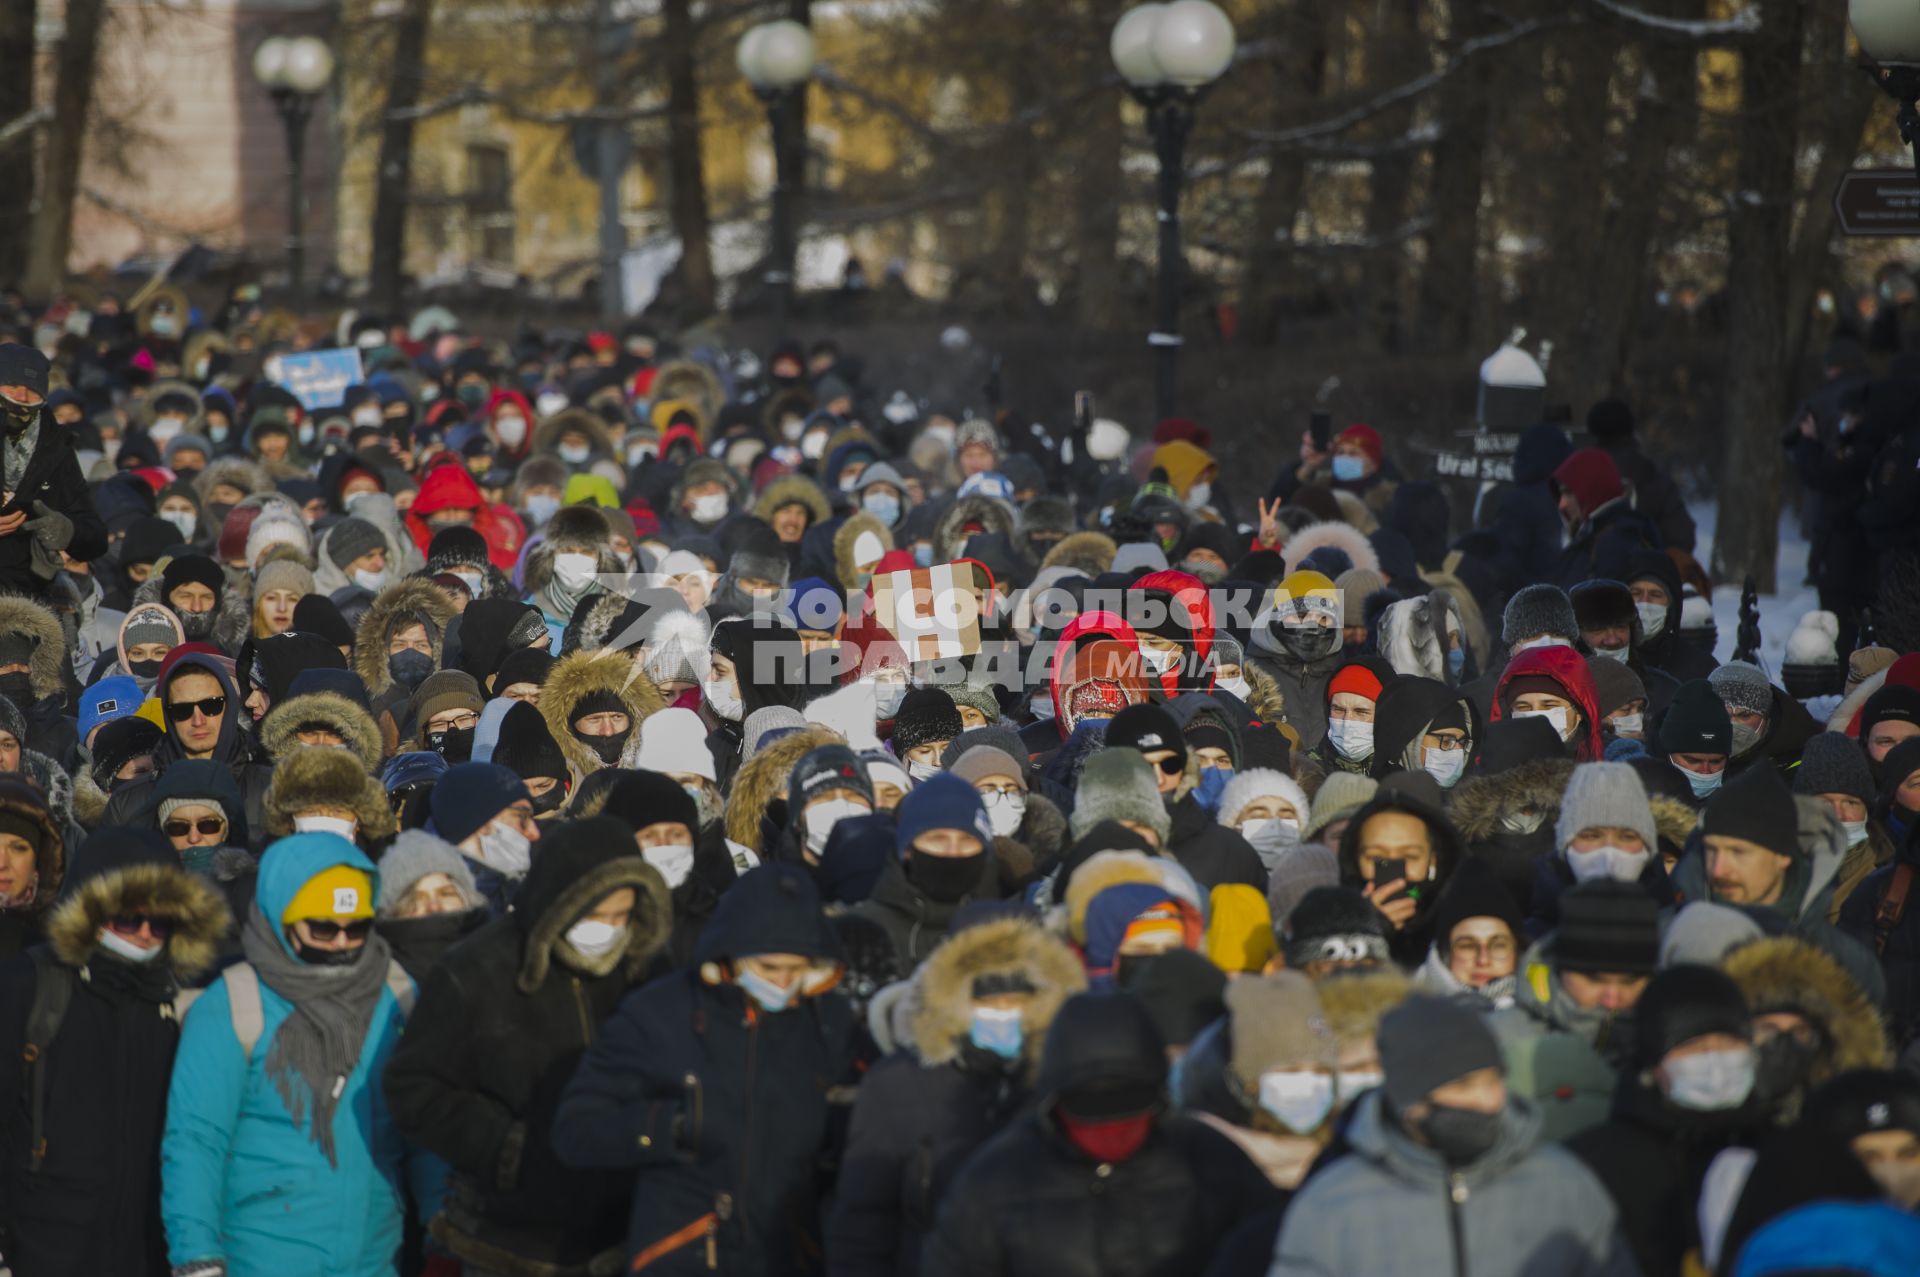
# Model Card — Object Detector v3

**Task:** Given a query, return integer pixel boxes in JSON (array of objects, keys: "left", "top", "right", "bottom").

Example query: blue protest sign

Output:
[{"left": 273, "top": 348, "right": 364, "bottom": 411}]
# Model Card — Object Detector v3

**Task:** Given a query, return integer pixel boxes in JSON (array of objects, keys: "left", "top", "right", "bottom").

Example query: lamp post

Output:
[
  {"left": 252, "top": 34, "right": 334, "bottom": 298},
  {"left": 1112, "top": 2, "right": 1235, "bottom": 422},
  {"left": 738, "top": 19, "right": 817, "bottom": 322},
  {"left": 1853, "top": 2, "right": 1920, "bottom": 188}
]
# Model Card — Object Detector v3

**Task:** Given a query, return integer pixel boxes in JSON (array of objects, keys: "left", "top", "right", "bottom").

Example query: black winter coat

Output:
[
  {"left": 1838, "top": 833, "right": 1920, "bottom": 1046},
  {"left": 1553, "top": 501, "right": 1663, "bottom": 592},
  {"left": 1162, "top": 794, "right": 1268, "bottom": 894},
  {"left": 826, "top": 1048, "right": 1027, "bottom": 1277},
  {"left": 384, "top": 818, "right": 674, "bottom": 1274},
  {"left": 1603, "top": 440, "right": 1695, "bottom": 556},
  {"left": 847, "top": 852, "right": 999, "bottom": 972},
  {"left": 552, "top": 864, "right": 857, "bottom": 1277},
  {"left": 0, "top": 419, "right": 107, "bottom": 598},
  {"left": 1621, "top": 550, "right": 1717, "bottom": 685}
]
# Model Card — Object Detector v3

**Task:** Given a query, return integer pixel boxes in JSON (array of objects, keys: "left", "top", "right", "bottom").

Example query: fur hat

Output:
[
  {"left": 1502, "top": 584, "right": 1579, "bottom": 645},
  {"left": 910, "top": 916, "right": 1086, "bottom": 1073},
  {"left": 1067, "top": 748, "right": 1171, "bottom": 844},
  {"left": 264, "top": 747, "right": 397, "bottom": 840},
  {"left": 1224, "top": 971, "right": 1337, "bottom": 1091}
]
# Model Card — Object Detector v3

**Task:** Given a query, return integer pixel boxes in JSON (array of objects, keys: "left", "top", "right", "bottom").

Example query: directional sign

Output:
[{"left": 1835, "top": 169, "right": 1920, "bottom": 237}]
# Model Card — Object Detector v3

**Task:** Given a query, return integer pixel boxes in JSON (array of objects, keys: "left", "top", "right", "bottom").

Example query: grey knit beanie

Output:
[
  {"left": 1791, "top": 732, "right": 1876, "bottom": 804},
  {"left": 375, "top": 829, "right": 481, "bottom": 916},
  {"left": 1304, "top": 771, "right": 1377, "bottom": 841},
  {"left": 1266, "top": 843, "right": 1340, "bottom": 929},
  {"left": 1708, "top": 661, "right": 1773, "bottom": 715},
  {"left": 741, "top": 706, "right": 808, "bottom": 760},
  {"left": 1659, "top": 901, "right": 1764, "bottom": 969},
  {"left": 1378, "top": 995, "right": 1505, "bottom": 1111},
  {"left": 1068, "top": 748, "right": 1172, "bottom": 844},
  {"left": 1501, "top": 584, "right": 1579, "bottom": 645},
  {"left": 326, "top": 516, "right": 389, "bottom": 570},
  {"left": 1553, "top": 762, "right": 1657, "bottom": 856}
]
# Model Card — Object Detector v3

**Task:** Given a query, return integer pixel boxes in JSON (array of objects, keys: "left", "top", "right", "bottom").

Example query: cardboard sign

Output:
[
  {"left": 870, "top": 562, "right": 984, "bottom": 661},
  {"left": 272, "top": 347, "right": 365, "bottom": 411}
]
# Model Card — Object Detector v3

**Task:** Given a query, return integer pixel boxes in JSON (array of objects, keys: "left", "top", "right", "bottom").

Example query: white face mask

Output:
[
  {"left": 1214, "top": 675, "right": 1250, "bottom": 701},
  {"left": 476, "top": 818, "right": 533, "bottom": 877},
  {"left": 1663, "top": 1047, "right": 1756, "bottom": 1111},
  {"left": 643, "top": 842, "right": 697, "bottom": 889},
  {"left": 558, "top": 442, "right": 592, "bottom": 465},
  {"left": 872, "top": 680, "right": 908, "bottom": 720},
  {"left": 1512, "top": 636, "right": 1572, "bottom": 654},
  {"left": 1566, "top": 843, "right": 1650, "bottom": 884},
  {"left": 690, "top": 491, "right": 729, "bottom": 523},
  {"left": 1842, "top": 819, "right": 1869, "bottom": 849},
  {"left": 494, "top": 414, "right": 527, "bottom": 447},
  {"left": 1593, "top": 645, "right": 1630, "bottom": 663},
  {"left": 98, "top": 926, "right": 165, "bottom": 964},
  {"left": 1337, "top": 1070, "right": 1383, "bottom": 1102},
  {"left": 1635, "top": 601, "right": 1667, "bottom": 639},
  {"left": 1423, "top": 747, "right": 1467, "bottom": 788},
  {"left": 294, "top": 815, "right": 358, "bottom": 842},
  {"left": 554, "top": 552, "right": 597, "bottom": 591},
  {"left": 1257, "top": 1071, "right": 1335, "bottom": 1135},
  {"left": 524, "top": 494, "right": 560, "bottom": 527},
  {"left": 804, "top": 797, "right": 870, "bottom": 857},
  {"left": 1516, "top": 706, "right": 1572, "bottom": 741},
  {"left": 705, "top": 677, "right": 743, "bottom": 722},
  {"left": 565, "top": 918, "right": 623, "bottom": 958},
  {"left": 160, "top": 509, "right": 197, "bottom": 540},
  {"left": 352, "top": 407, "right": 383, "bottom": 429},
  {"left": 1326, "top": 718, "right": 1374, "bottom": 761},
  {"left": 1610, "top": 712, "right": 1644, "bottom": 737},
  {"left": 907, "top": 759, "right": 941, "bottom": 783},
  {"left": 801, "top": 432, "right": 828, "bottom": 460},
  {"left": 982, "top": 791, "right": 1026, "bottom": 839},
  {"left": 353, "top": 568, "right": 388, "bottom": 594},
  {"left": 150, "top": 417, "right": 184, "bottom": 445},
  {"left": 1142, "top": 647, "right": 1179, "bottom": 677},
  {"left": 1238, "top": 817, "right": 1300, "bottom": 858},
  {"left": 1185, "top": 481, "right": 1212, "bottom": 509},
  {"left": 536, "top": 392, "right": 570, "bottom": 418},
  {"left": 1500, "top": 809, "right": 1547, "bottom": 834}
]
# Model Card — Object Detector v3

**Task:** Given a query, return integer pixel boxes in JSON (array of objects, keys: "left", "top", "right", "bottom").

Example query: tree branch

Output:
[
  {"left": 0, "top": 107, "right": 51, "bottom": 149},
  {"left": 1579, "top": 0, "right": 1760, "bottom": 43},
  {"left": 385, "top": 84, "right": 669, "bottom": 126}
]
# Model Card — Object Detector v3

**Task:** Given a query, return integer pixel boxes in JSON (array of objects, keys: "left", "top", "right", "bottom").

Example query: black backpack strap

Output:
[
  {"left": 1874, "top": 863, "right": 1914, "bottom": 958},
  {"left": 21, "top": 949, "right": 76, "bottom": 1173}
]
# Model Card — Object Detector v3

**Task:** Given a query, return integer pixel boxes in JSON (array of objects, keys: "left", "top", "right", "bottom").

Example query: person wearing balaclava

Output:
[
  {"left": 850, "top": 773, "right": 999, "bottom": 970},
  {"left": 159, "top": 553, "right": 228, "bottom": 645},
  {"left": 0, "top": 342, "right": 104, "bottom": 600},
  {"left": 1273, "top": 995, "right": 1637, "bottom": 1277},
  {"left": 385, "top": 817, "right": 671, "bottom": 1277},
  {"left": 1247, "top": 571, "right": 1346, "bottom": 751},
  {"left": 160, "top": 833, "right": 412, "bottom": 1277},
  {"left": 404, "top": 670, "right": 485, "bottom": 764},
  {"left": 430, "top": 762, "right": 541, "bottom": 913}
]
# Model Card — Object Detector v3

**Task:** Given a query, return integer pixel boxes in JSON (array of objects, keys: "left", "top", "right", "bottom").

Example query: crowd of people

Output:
[{"left": 0, "top": 290, "right": 1917, "bottom": 1277}]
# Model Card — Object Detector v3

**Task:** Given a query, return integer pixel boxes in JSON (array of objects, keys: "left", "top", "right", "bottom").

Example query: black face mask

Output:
[
  {"left": 388, "top": 649, "right": 434, "bottom": 693},
  {"left": 294, "top": 941, "right": 364, "bottom": 968},
  {"left": 1276, "top": 623, "right": 1340, "bottom": 662},
  {"left": 905, "top": 849, "right": 985, "bottom": 904},
  {"left": 1752, "top": 1033, "right": 1821, "bottom": 1107},
  {"left": 573, "top": 725, "right": 632, "bottom": 766},
  {"left": 428, "top": 725, "right": 474, "bottom": 764},
  {"left": 0, "top": 396, "right": 37, "bottom": 436},
  {"left": 0, "top": 672, "right": 34, "bottom": 707},
  {"left": 1415, "top": 1104, "right": 1504, "bottom": 1166},
  {"left": 176, "top": 608, "right": 217, "bottom": 642},
  {"left": 530, "top": 781, "right": 569, "bottom": 815},
  {"left": 128, "top": 658, "right": 163, "bottom": 679}
]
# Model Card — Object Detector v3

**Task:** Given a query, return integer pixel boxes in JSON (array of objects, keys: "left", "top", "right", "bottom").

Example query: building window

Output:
[{"left": 467, "top": 143, "right": 514, "bottom": 267}]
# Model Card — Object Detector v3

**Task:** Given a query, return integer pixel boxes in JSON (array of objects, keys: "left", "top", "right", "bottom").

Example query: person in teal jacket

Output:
[{"left": 160, "top": 831, "right": 414, "bottom": 1277}]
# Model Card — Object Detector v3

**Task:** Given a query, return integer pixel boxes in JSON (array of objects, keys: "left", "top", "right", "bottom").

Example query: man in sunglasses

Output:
[
  {"left": 0, "top": 825, "right": 230, "bottom": 1276},
  {"left": 1102, "top": 702, "right": 1266, "bottom": 894}
]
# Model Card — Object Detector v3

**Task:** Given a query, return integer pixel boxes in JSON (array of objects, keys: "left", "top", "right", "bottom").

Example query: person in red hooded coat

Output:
[
  {"left": 405, "top": 457, "right": 519, "bottom": 571},
  {"left": 1488, "top": 644, "right": 1605, "bottom": 762}
]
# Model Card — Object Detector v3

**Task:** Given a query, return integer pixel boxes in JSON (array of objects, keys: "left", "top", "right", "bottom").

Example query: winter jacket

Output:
[
  {"left": 1470, "top": 422, "right": 1569, "bottom": 599},
  {"left": 405, "top": 462, "right": 519, "bottom": 570},
  {"left": 1446, "top": 755, "right": 1574, "bottom": 916},
  {"left": 537, "top": 648, "right": 667, "bottom": 785},
  {"left": 1619, "top": 550, "right": 1716, "bottom": 684},
  {"left": 1602, "top": 439, "right": 1695, "bottom": 556},
  {"left": 1565, "top": 1074, "right": 1764, "bottom": 1277},
  {"left": 1163, "top": 793, "right": 1268, "bottom": 893},
  {"left": 0, "top": 416, "right": 108, "bottom": 599},
  {"left": 160, "top": 836, "right": 413, "bottom": 1277},
  {"left": 827, "top": 916, "right": 1086, "bottom": 1277},
  {"left": 551, "top": 864, "right": 856, "bottom": 1277},
  {"left": 1725, "top": 687, "right": 1820, "bottom": 780},
  {"left": 1552, "top": 498, "right": 1663, "bottom": 593},
  {"left": 101, "top": 654, "right": 273, "bottom": 850},
  {"left": 0, "top": 776, "right": 65, "bottom": 960},
  {"left": 847, "top": 850, "right": 1002, "bottom": 971},
  {"left": 1245, "top": 642, "right": 1344, "bottom": 752},
  {"left": 1838, "top": 826, "right": 1920, "bottom": 1045},
  {"left": 1269, "top": 1091, "right": 1640, "bottom": 1277},
  {"left": 385, "top": 817, "right": 673, "bottom": 1275},
  {"left": 919, "top": 995, "right": 1279, "bottom": 1277},
  {"left": 0, "top": 834, "right": 228, "bottom": 1277}
]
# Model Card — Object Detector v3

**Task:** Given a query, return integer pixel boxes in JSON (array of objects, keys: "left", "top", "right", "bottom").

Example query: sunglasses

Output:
[
  {"left": 164, "top": 817, "right": 226, "bottom": 838},
  {"left": 108, "top": 914, "right": 175, "bottom": 941},
  {"left": 1152, "top": 755, "right": 1185, "bottom": 776},
  {"left": 165, "top": 695, "right": 227, "bottom": 722},
  {"left": 301, "top": 919, "right": 373, "bottom": 942}
]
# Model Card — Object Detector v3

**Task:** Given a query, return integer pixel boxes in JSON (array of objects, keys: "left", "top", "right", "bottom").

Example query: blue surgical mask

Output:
[
  {"left": 1682, "top": 766, "right": 1723, "bottom": 799},
  {"left": 873, "top": 680, "right": 907, "bottom": 720},
  {"left": 912, "top": 543, "right": 934, "bottom": 568},
  {"left": 968, "top": 1005, "right": 1023, "bottom": 1060},
  {"left": 1423, "top": 747, "right": 1467, "bottom": 789},
  {"left": 1446, "top": 647, "right": 1466, "bottom": 678},
  {"left": 1192, "top": 766, "right": 1231, "bottom": 814},
  {"left": 862, "top": 492, "right": 901, "bottom": 526},
  {"left": 1331, "top": 454, "right": 1366, "bottom": 482},
  {"left": 736, "top": 966, "right": 797, "bottom": 1013},
  {"left": 524, "top": 493, "right": 560, "bottom": 527}
]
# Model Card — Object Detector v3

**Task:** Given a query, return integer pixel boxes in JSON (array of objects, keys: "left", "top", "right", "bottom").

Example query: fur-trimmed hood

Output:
[
  {"left": 46, "top": 859, "right": 229, "bottom": 979},
  {"left": 0, "top": 594, "right": 68, "bottom": 700},
  {"left": 1018, "top": 791, "right": 1070, "bottom": 864},
  {"left": 1650, "top": 794, "right": 1697, "bottom": 854},
  {"left": 530, "top": 407, "right": 614, "bottom": 462},
  {"left": 72, "top": 766, "right": 110, "bottom": 829},
  {"left": 194, "top": 456, "right": 274, "bottom": 504},
  {"left": 1041, "top": 531, "right": 1116, "bottom": 577},
  {"left": 259, "top": 690, "right": 385, "bottom": 772},
  {"left": 131, "top": 569, "right": 253, "bottom": 657},
  {"left": 1721, "top": 935, "right": 1890, "bottom": 1102},
  {"left": 934, "top": 495, "right": 1018, "bottom": 565},
  {"left": 352, "top": 577, "right": 458, "bottom": 699},
  {"left": 723, "top": 723, "right": 843, "bottom": 854},
  {"left": 649, "top": 358, "right": 724, "bottom": 432},
  {"left": 1243, "top": 661, "right": 1289, "bottom": 727},
  {"left": 1448, "top": 757, "right": 1576, "bottom": 841},
  {"left": 1315, "top": 965, "right": 1411, "bottom": 1050},
  {"left": 754, "top": 473, "right": 832, "bottom": 528},
  {"left": 20, "top": 751, "right": 75, "bottom": 852},
  {"left": 909, "top": 916, "right": 1087, "bottom": 1072},
  {"left": 522, "top": 533, "right": 622, "bottom": 605},
  {"left": 537, "top": 649, "right": 666, "bottom": 782},
  {"left": 511, "top": 842, "right": 673, "bottom": 995},
  {"left": 1062, "top": 849, "right": 1165, "bottom": 945},
  {"left": 833, "top": 511, "right": 893, "bottom": 591},
  {"left": 1282, "top": 520, "right": 1381, "bottom": 578},
  {"left": 263, "top": 746, "right": 397, "bottom": 841}
]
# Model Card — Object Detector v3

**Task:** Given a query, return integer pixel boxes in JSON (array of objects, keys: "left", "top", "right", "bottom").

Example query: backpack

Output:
[
  {"left": 1873, "top": 863, "right": 1914, "bottom": 959},
  {"left": 218, "top": 959, "right": 416, "bottom": 1059}
]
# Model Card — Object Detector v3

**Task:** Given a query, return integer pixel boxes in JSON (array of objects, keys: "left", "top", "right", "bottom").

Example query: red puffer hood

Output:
[
  {"left": 1050, "top": 610, "right": 1147, "bottom": 739},
  {"left": 1489, "top": 644, "right": 1604, "bottom": 761},
  {"left": 1134, "top": 568, "right": 1215, "bottom": 698}
]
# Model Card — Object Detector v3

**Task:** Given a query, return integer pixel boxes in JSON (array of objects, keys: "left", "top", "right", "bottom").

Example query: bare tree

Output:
[
  {"left": 1417, "top": 3, "right": 1499, "bottom": 349},
  {"left": 369, "top": 0, "right": 434, "bottom": 316},
  {"left": 24, "top": 0, "right": 105, "bottom": 297},
  {"left": 663, "top": 0, "right": 717, "bottom": 316},
  {"left": 0, "top": 0, "right": 36, "bottom": 286}
]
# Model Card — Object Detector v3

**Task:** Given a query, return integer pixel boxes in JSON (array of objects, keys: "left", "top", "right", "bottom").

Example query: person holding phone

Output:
[{"left": 1336, "top": 778, "right": 1464, "bottom": 966}]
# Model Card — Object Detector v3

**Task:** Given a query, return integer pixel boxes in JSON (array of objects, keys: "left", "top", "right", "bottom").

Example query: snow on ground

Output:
[{"left": 1690, "top": 498, "right": 1818, "bottom": 677}]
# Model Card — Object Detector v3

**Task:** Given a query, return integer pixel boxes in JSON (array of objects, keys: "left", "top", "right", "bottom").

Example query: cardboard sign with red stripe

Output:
[{"left": 869, "top": 562, "right": 985, "bottom": 661}]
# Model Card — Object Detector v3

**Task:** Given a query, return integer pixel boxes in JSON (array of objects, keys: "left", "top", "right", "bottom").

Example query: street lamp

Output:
[
  {"left": 253, "top": 34, "right": 334, "bottom": 298},
  {"left": 1853, "top": 2, "right": 1920, "bottom": 187},
  {"left": 1112, "top": 2, "right": 1235, "bottom": 421},
  {"left": 738, "top": 19, "right": 817, "bottom": 322}
]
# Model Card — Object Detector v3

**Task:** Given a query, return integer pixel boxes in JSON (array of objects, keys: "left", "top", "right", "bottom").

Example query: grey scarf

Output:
[{"left": 241, "top": 902, "right": 394, "bottom": 1166}]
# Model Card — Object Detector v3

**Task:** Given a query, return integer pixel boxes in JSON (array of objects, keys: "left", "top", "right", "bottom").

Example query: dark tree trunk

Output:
[
  {"left": 1240, "top": 0, "right": 1330, "bottom": 347},
  {"left": 24, "top": 0, "right": 105, "bottom": 297},
  {"left": 662, "top": 0, "right": 716, "bottom": 317},
  {"left": 1073, "top": 0, "right": 1126, "bottom": 331},
  {"left": 1361, "top": 0, "right": 1423, "bottom": 353},
  {"left": 369, "top": 0, "right": 433, "bottom": 316},
  {"left": 0, "top": 0, "right": 35, "bottom": 287},
  {"left": 1536, "top": 32, "right": 1618, "bottom": 376},
  {"left": 1417, "top": 3, "right": 1498, "bottom": 350},
  {"left": 1714, "top": 0, "right": 1808, "bottom": 591}
]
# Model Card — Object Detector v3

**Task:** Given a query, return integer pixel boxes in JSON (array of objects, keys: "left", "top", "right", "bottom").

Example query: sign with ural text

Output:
[{"left": 1835, "top": 169, "right": 1920, "bottom": 237}]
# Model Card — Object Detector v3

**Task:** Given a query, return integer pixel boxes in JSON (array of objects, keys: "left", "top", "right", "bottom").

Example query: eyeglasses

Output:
[
  {"left": 301, "top": 919, "right": 373, "bottom": 942},
  {"left": 165, "top": 695, "right": 227, "bottom": 722},
  {"left": 1424, "top": 735, "right": 1469, "bottom": 753},
  {"left": 108, "top": 914, "right": 175, "bottom": 940},
  {"left": 164, "top": 816, "right": 227, "bottom": 839},
  {"left": 429, "top": 713, "right": 479, "bottom": 732}
]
